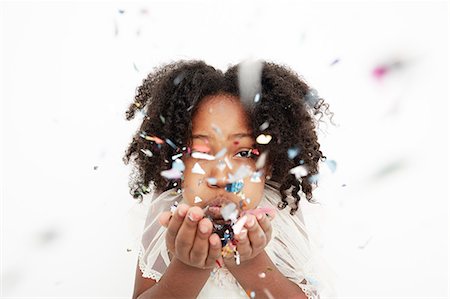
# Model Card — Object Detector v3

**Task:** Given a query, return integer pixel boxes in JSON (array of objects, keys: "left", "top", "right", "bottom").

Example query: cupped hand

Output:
[
  {"left": 223, "top": 212, "right": 273, "bottom": 267},
  {"left": 159, "top": 203, "right": 223, "bottom": 269}
]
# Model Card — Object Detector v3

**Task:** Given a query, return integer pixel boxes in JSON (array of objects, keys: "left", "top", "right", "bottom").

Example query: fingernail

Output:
[
  {"left": 178, "top": 207, "right": 187, "bottom": 217},
  {"left": 199, "top": 224, "right": 208, "bottom": 233},
  {"left": 247, "top": 216, "right": 255, "bottom": 227},
  {"left": 188, "top": 212, "right": 200, "bottom": 222},
  {"left": 256, "top": 213, "right": 263, "bottom": 220},
  {"left": 239, "top": 229, "right": 247, "bottom": 239}
]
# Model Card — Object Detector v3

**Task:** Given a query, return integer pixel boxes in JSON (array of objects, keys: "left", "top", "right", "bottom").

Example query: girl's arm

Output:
[
  {"left": 226, "top": 250, "right": 308, "bottom": 299},
  {"left": 136, "top": 204, "right": 222, "bottom": 299},
  {"left": 224, "top": 213, "right": 309, "bottom": 299},
  {"left": 135, "top": 257, "right": 211, "bottom": 299}
]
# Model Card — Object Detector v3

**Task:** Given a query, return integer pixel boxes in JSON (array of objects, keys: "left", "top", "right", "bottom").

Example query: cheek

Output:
[{"left": 241, "top": 177, "right": 265, "bottom": 209}]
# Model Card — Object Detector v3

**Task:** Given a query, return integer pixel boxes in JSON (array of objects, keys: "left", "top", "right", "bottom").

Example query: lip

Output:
[{"left": 202, "top": 195, "right": 238, "bottom": 220}]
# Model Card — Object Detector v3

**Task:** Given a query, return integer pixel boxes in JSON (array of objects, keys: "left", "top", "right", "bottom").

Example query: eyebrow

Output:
[{"left": 192, "top": 133, "right": 253, "bottom": 140}]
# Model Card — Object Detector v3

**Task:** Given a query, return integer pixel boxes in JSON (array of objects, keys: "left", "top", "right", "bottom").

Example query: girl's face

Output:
[{"left": 182, "top": 94, "right": 266, "bottom": 218}]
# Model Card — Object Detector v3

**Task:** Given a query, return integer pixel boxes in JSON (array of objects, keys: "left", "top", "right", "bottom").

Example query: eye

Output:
[{"left": 234, "top": 149, "right": 253, "bottom": 158}]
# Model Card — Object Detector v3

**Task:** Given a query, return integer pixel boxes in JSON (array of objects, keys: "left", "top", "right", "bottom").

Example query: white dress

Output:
[{"left": 138, "top": 183, "right": 329, "bottom": 299}]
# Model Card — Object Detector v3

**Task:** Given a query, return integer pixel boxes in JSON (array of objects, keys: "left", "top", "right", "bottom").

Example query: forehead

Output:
[{"left": 192, "top": 94, "right": 251, "bottom": 134}]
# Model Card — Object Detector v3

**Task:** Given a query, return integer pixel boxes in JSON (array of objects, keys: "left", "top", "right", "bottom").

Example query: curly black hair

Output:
[{"left": 123, "top": 60, "right": 332, "bottom": 215}]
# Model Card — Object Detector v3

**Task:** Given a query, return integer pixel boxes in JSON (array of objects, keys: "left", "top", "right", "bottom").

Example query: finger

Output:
[
  {"left": 234, "top": 228, "right": 252, "bottom": 257},
  {"left": 256, "top": 212, "right": 272, "bottom": 241},
  {"left": 190, "top": 217, "right": 213, "bottom": 266},
  {"left": 158, "top": 211, "right": 172, "bottom": 228},
  {"left": 205, "top": 233, "right": 223, "bottom": 268},
  {"left": 175, "top": 206, "right": 204, "bottom": 261},
  {"left": 245, "top": 215, "right": 267, "bottom": 252},
  {"left": 166, "top": 204, "right": 189, "bottom": 253}
]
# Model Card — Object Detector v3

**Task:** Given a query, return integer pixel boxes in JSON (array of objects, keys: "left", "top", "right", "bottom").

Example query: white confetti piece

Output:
[
  {"left": 256, "top": 151, "right": 268, "bottom": 169},
  {"left": 224, "top": 157, "right": 233, "bottom": 169},
  {"left": 217, "top": 160, "right": 226, "bottom": 171},
  {"left": 191, "top": 162, "right": 206, "bottom": 174},
  {"left": 161, "top": 168, "right": 182, "bottom": 179},
  {"left": 256, "top": 134, "right": 272, "bottom": 144},
  {"left": 232, "top": 215, "right": 247, "bottom": 235},
  {"left": 194, "top": 196, "right": 203, "bottom": 203},
  {"left": 140, "top": 149, "right": 153, "bottom": 157},
  {"left": 192, "top": 152, "right": 215, "bottom": 160},
  {"left": 289, "top": 165, "right": 308, "bottom": 179},
  {"left": 215, "top": 148, "right": 227, "bottom": 158},
  {"left": 259, "top": 121, "right": 269, "bottom": 131},
  {"left": 221, "top": 202, "right": 238, "bottom": 221}
]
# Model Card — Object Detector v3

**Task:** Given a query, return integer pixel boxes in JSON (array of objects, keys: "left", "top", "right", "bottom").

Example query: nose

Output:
[{"left": 206, "top": 159, "right": 230, "bottom": 189}]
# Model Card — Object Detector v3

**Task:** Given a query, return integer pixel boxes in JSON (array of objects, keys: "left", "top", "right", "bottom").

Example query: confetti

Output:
[
  {"left": 233, "top": 165, "right": 252, "bottom": 181},
  {"left": 191, "top": 162, "right": 206, "bottom": 174},
  {"left": 325, "top": 159, "right": 337, "bottom": 173},
  {"left": 250, "top": 291, "right": 256, "bottom": 298},
  {"left": 215, "top": 148, "right": 227, "bottom": 158},
  {"left": 161, "top": 168, "right": 182, "bottom": 179},
  {"left": 234, "top": 250, "right": 240, "bottom": 265},
  {"left": 238, "top": 59, "right": 263, "bottom": 108},
  {"left": 140, "top": 149, "right": 153, "bottom": 157},
  {"left": 232, "top": 215, "right": 247, "bottom": 235},
  {"left": 211, "top": 124, "right": 222, "bottom": 137},
  {"left": 159, "top": 115, "right": 165, "bottom": 124},
  {"left": 174, "top": 72, "right": 186, "bottom": 86},
  {"left": 133, "top": 62, "right": 139, "bottom": 72},
  {"left": 224, "top": 157, "right": 233, "bottom": 169},
  {"left": 194, "top": 196, "right": 203, "bottom": 203},
  {"left": 220, "top": 202, "right": 238, "bottom": 221},
  {"left": 255, "top": 151, "right": 268, "bottom": 170},
  {"left": 287, "top": 147, "right": 299, "bottom": 159},
  {"left": 330, "top": 58, "right": 340, "bottom": 66},
  {"left": 140, "top": 132, "right": 164, "bottom": 144},
  {"left": 304, "top": 88, "right": 320, "bottom": 108},
  {"left": 225, "top": 180, "right": 244, "bottom": 193},
  {"left": 206, "top": 177, "right": 218, "bottom": 185},
  {"left": 256, "top": 134, "right": 272, "bottom": 144},
  {"left": 250, "top": 171, "right": 262, "bottom": 183},
  {"left": 165, "top": 138, "right": 177, "bottom": 149},
  {"left": 289, "top": 165, "right": 308, "bottom": 179},
  {"left": 254, "top": 93, "right": 261, "bottom": 103},
  {"left": 308, "top": 174, "right": 320, "bottom": 184},
  {"left": 217, "top": 160, "right": 226, "bottom": 171},
  {"left": 258, "top": 272, "right": 266, "bottom": 278},
  {"left": 172, "top": 159, "right": 185, "bottom": 172},
  {"left": 259, "top": 121, "right": 269, "bottom": 131},
  {"left": 191, "top": 152, "right": 215, "bottom": 160},
  {"left": 171, "top": 153, "right": 183, "bottom": 160},
  {"left": 170, "top": 201, "right": 179, "bottom": 213}
]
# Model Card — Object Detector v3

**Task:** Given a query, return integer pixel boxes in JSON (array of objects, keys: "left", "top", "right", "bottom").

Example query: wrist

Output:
[{"left": 224, "top": 250, "right": 265, "bottom": 271}]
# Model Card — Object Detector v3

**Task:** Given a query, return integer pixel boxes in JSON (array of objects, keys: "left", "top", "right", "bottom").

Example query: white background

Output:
[{"left": 1, "top": 1, "right": 448, "bottom": 298}]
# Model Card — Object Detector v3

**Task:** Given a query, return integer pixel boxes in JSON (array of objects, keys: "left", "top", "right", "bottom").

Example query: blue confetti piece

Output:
[
  {"left": 325, "top": 159, "right": 337, "bottom": 173},
  {"left": 225, "top": 180, "right": 244, "bottom": 193},
  {"left": 165, "top": 138, "right": 177, "bottom": 149},
  {"left": 287, "top": 147, "right": 299, "bottom": 159}
]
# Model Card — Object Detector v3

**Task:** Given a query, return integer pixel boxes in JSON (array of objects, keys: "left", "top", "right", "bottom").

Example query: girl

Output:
[{"left": 124, "top": 60, "right": 331, "bottom": 299}]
